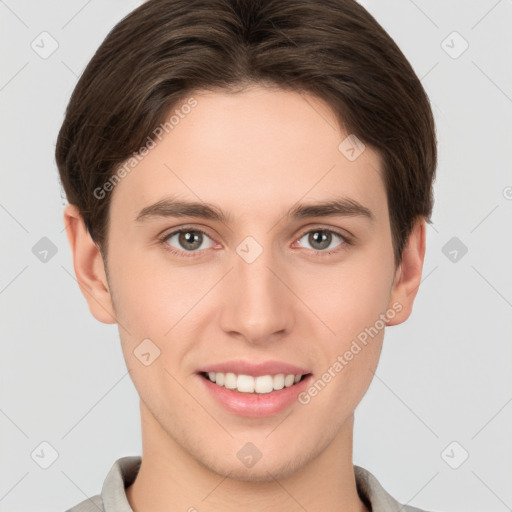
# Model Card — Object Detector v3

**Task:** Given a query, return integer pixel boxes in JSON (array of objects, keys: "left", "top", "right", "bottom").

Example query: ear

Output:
[
  {"left": 63, "top": 204, "right": 117, "bottom": 324},
  {"left": 386, "top": 217, "right": 427, "bottom": 326}
]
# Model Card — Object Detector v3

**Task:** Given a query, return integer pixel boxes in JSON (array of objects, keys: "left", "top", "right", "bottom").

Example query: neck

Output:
[{"left": 126, "top": 401, "right": 368, "bottom": 512}]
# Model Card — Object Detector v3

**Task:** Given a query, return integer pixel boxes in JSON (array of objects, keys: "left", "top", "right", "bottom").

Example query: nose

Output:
[{"left": 218, "top": 244, "right": 295, "bottom": 345}]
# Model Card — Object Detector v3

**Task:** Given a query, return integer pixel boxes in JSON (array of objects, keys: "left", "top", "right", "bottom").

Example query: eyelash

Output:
[{"left": 157, "top": 225, "right": 353, "bottom": 259}]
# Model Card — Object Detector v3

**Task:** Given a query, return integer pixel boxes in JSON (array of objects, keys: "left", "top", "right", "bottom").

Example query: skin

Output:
[{"left": 64, "top": 85, "right": 426, "bottom": 512}]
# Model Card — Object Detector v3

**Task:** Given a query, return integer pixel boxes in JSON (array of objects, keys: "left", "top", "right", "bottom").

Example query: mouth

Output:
[{"left": 199, "top": 371, "right": 312, "bottom": 394}]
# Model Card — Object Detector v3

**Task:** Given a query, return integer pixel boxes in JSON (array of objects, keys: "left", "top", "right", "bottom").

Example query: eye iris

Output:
[
  {"left": 179, "top": 231, "right": 202, "bottom": 250},
  {"left": 309, "top": 230, "right": 331, "bottom": 250}
]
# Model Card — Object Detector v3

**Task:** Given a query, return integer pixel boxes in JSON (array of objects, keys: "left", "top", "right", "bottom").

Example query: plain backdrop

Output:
[{"left": 1, "top": 1, "right": 511, "bottom": 511}]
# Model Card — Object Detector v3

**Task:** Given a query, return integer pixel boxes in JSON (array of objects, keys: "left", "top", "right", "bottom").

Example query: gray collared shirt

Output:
[{"left": 66, "top": 456, "right": 432, "bottom": 512}]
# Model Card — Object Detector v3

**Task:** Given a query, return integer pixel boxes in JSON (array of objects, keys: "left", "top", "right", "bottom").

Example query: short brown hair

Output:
[{"left": 56, "top": 0, "right": 437, "bottom": 266}]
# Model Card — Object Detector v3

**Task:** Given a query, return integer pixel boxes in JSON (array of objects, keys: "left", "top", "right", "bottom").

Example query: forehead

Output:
[{"left": 109, "top": 86, "right": 387, "bottom": 224}]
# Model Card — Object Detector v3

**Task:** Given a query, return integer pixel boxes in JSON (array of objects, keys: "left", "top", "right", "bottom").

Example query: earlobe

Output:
[
  {"left": 63, "top": 204, "right": 117, "bottom": 325},
  {"left": 386, "top": 217, "right": 427, "bottom": 326}
]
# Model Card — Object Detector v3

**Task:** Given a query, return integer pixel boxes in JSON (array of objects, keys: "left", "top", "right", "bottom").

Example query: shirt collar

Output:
[{"left": 97, "top": 456, "right": 423, "bottom": 512}]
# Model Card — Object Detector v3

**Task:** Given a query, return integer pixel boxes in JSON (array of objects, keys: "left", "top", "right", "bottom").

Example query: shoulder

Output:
[
  {"left": 64, "top": 456, "right": 141, "bottom": 512},
  {"left": 65, "top": 493, "right": 104, "bottom": 512},
  {"left": 354, "top": 465, "right": 436, "bottom": 512}
]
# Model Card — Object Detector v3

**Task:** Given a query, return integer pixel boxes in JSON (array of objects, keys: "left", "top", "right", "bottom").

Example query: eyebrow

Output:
[{"left": 134, "top": 196, "right": 374, "bottom": 224}]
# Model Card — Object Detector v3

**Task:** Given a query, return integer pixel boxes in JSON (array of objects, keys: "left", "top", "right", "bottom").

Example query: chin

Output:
[{"left": 197, "top": 446, "right": 312, "bottom": 483}]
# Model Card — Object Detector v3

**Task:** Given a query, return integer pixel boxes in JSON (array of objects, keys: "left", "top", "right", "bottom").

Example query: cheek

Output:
[
  {"left": 310, "top": 252, "right": 394, "bottom": 406},
  {"left": 108, "top": 259, "right": 199, "bottom": 392},
  {"left": 295, "top": 255, "right": 394, "bottom": 340},
  {"left": 297, "top": 268, "right": 388, "bottom": 413},
  {"left": 107, "top": 246, "right": 210, "bottom": 334}
]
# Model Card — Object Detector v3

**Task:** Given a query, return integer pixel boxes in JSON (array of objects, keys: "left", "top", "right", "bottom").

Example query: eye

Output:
[
  {"left": 160, "top": 228, "right": 215, "bottom": 255},
  {"left": 158, "top": 226, "right": 351, "bottom": 258},
  {"left": 296, "top": 228, "right": 349, "bottom": 254}
]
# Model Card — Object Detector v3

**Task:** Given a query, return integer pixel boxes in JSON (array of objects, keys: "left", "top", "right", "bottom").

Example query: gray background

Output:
[{"left": 1, "top": 1, "right": 511, "bottom": 510}]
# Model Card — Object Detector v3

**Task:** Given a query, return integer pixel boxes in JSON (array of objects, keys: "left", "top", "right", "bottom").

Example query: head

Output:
[{"left": 57, "top": 0, "right": 436, "bottom": 481}]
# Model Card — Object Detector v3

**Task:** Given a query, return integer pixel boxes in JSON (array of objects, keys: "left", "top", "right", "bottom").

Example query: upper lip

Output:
[{"left": 197, "top": 359, "right": 311, "bottom": 377}]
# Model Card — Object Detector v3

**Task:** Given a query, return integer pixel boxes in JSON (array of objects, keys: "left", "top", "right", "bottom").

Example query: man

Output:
[{"left": 57, "top": 0, "right": 437, "bottom": 510}]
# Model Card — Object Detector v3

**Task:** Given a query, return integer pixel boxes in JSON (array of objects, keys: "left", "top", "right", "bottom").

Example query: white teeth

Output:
[
  {"left": 237, "top": 374, "right": 255, "bottom": 393},
  {"left": 273, "top": 373, "right": 285, "bottom": 390},
  {"left": 254, "top": 375, "right": 273, "bottom": 394},
  {"left": 224, "top": 372, "right": 237, "bottom": 389},
  {"left": 284, "top": 374, "right": 295, "bottom": 387},
  {"left": 205, "top": 372, "right": 305, "bottom": 394}
]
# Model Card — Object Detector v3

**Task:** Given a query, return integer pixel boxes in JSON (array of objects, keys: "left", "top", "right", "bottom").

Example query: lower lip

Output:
[{"left": 198, "top": 373, "right": 313, "bottom": 418}]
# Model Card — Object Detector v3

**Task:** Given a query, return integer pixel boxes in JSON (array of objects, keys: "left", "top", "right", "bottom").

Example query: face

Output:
[{"left": 70, "top": 85, "right": 424, "bottom": 482}]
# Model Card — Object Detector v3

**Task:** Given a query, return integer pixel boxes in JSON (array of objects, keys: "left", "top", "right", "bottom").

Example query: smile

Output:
[{"left": 201, "top": 371, "right": 309, "bottom": 394}]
